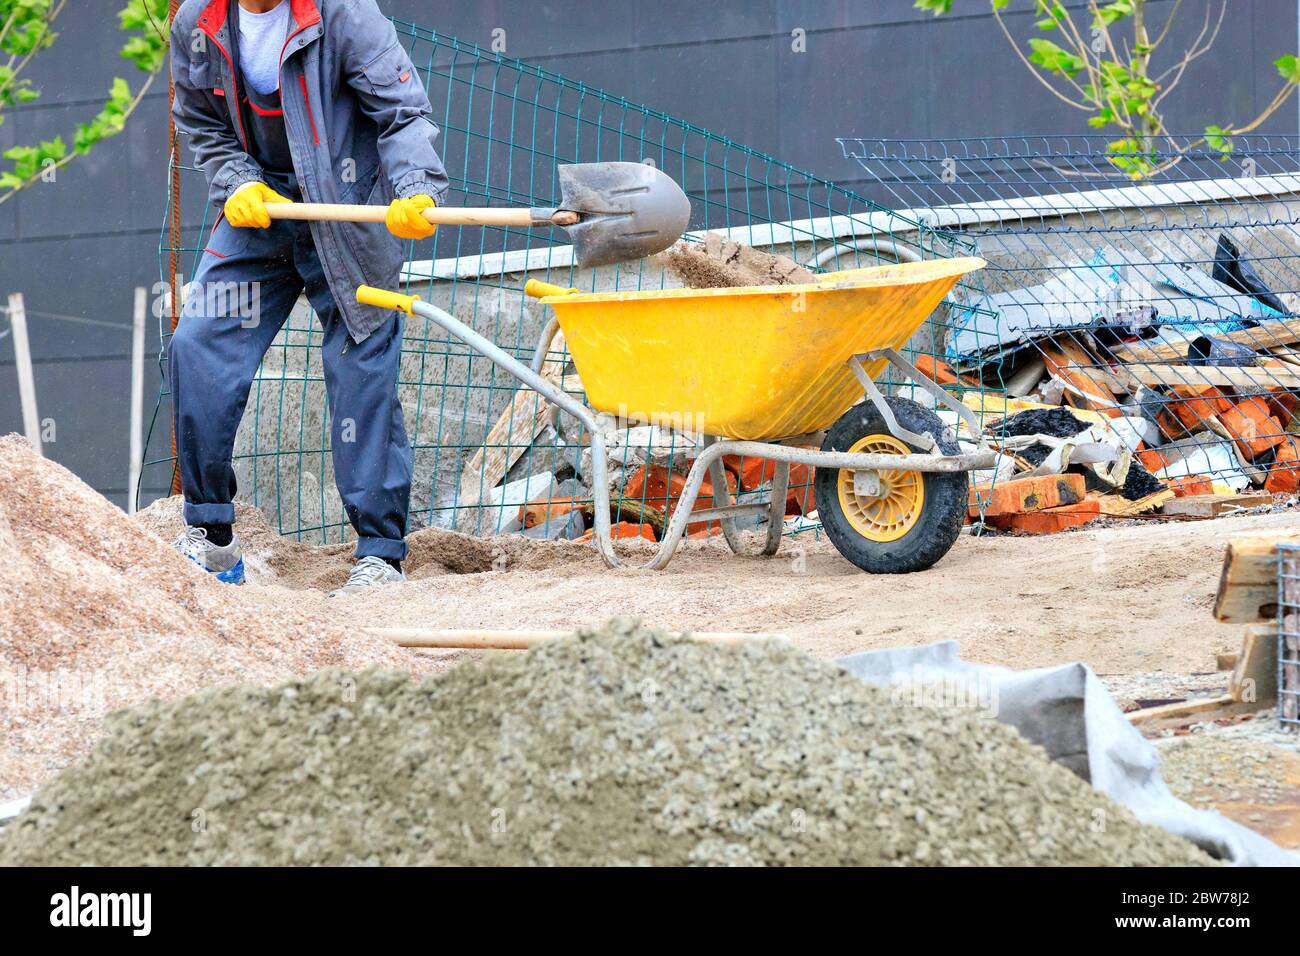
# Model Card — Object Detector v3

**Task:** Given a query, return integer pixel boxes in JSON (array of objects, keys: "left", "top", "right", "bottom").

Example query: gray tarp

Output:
[{"left": 836, "top": 640, "right": 1296, "bottom": 867}]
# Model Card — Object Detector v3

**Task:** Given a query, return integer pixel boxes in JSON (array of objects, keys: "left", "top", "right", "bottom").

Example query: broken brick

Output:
[
  {"left": 1137, "top": 448, "right": 1172, "bottom": 473},
  {"left": 985, "top": 496, "right": 1100, "bottom": 534},
  {"left": 1167, "top": 476, "right": 1214, "bottom": 497},
  {"left": 1219, "top": 399, "right": 1285, "bottom": 460},
  {"left": 623, "top": 464, "right": 736, "bottom": 534},
  {"left": 1266, "top": 435, "right": 1300, "bottom": 494},
  {"left": 719, "top": 455, "right": 815, "bottom": 515},
  {"left": 577, "top": 521, "right": 656, "bottom": 543},
  {"left": 969, "top": 473, "right": 1088, "bottom": 518},
  {"left": 913, "top": 355, "right": 982, "bottom": 389},
  {"left": 1168, "top": 384, "right": 1233, "bottom": 431},
  {"left": 518, "top": 495, "right": 585, "bottom": 529}
]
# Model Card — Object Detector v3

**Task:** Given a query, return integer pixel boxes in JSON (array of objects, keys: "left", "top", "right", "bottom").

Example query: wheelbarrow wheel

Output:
[{"left": 814, "top": 397, "right": 968, "bottom": 574}]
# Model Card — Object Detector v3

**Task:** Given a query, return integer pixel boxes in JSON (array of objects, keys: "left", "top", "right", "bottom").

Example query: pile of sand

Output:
[
  {"left": 134, "top": 494, "right": 591, "bottom": 592},
  {"left": 1, "top": 619, "right": 1212, "bottom": 866},
  {"left": 0, "top": 434, "right": 427, "bottom": 799},
  {"left": 656, "top": 232, "right": 816, "bottom": 288}
]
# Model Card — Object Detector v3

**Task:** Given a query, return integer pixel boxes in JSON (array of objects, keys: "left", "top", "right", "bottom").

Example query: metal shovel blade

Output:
[{"left": 554, "top": 162, "right": 692, "bottom": 267}]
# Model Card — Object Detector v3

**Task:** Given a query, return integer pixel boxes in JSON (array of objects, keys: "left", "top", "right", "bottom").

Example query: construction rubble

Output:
[{"left": 458, "top": 233, "right": 1300, "bottom": 551}]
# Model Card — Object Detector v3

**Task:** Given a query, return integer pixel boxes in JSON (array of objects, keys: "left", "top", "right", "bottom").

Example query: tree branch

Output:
[
  {"left": 0, "top": 69, "right": 158, "bottom": 205},
  {"left": 991, "top": 4, "right": 1093, "bottom": 112}
]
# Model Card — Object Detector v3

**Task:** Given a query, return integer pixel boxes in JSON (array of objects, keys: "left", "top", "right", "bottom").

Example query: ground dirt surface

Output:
[
  {"left": 6, "top": 431, "right": 1300, "bottom": 823},
  {"left": 136, "top": 494, "right": 1300, "bottom": 679}
]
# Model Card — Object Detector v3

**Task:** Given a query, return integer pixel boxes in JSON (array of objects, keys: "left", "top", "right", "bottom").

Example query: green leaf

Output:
[
  {"left": 1205, "top": 125, "right": 1234, "bottom": 155},
  {"left": 1095, "top": 1, "right": 1133, "bottom": 27},
  {"left": 1276, "top": 54, "right": 1300, "bottom": 84},
  {"left": 1027, "top": 37, "right": 1083, "bottom": 77}
]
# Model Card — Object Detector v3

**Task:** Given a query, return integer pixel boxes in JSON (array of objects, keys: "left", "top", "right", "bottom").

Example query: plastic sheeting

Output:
[{"left": 835, "top": 640, "right": 1296, "bottom": 866}]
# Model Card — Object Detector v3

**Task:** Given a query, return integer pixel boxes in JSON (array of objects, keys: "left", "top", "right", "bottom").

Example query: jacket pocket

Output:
[
  {"left": 202, "top": 214, "right": 252, "bottom": 261},
  {"left": 361, "top": 42, "right": 417, "bottom": 93},
  {"left": 188, "top": 55, "right": 221, "bottom": 92}
]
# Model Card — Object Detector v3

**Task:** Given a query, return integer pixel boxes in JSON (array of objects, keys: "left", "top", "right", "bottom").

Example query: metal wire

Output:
[{"left": 1277, "top": 543, "right": 1300, "bottom": 728}]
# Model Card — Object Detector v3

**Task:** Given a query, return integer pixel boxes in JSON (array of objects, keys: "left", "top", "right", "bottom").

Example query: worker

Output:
[{"left": 167, "top": 0, "right": 447, "bottom": 595}]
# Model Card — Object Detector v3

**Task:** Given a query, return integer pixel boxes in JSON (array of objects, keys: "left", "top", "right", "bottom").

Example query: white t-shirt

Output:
[{"left": 239, "top": 1, "right": 291, "bottom": 96}]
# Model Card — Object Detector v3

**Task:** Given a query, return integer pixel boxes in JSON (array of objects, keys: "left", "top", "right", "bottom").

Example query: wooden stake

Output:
[
  {"left": 6, "top": 293, "right": 41, "bottom": 456},
  {"left": 128, "top": 287, "right": 147, "bottom": 514},
  {"left": 365, "top": 627, "right": 788, "bottom": 650}
]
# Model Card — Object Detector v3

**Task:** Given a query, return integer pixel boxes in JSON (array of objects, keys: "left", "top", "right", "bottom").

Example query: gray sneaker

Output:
[
  {"left": 173, "top": 526, "right": 245, "bottom": 585},
  {"left": 328, "top": 555, "right": 405, "bottom": 597}
]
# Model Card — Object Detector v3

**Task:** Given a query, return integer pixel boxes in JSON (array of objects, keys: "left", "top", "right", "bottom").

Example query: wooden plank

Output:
[
  {"left": 1112, "top": 317, "right": 1300, "bottom": 364},
  {"left": 457, "top": 331, "right": 569, "bottom": 512},
  {"left": 1095, "top": 489, "right": 1175, "bottom": 517},
  {"left": 1161, "top": 492, "right": 1273, "bottom": 517},
  {"left": 1127, "top": 363, "right": 1300, "bottom": 390},
  {"left": 1213, "top": 534, "right": 1300, "bottom": 622},
  {"left": 1127, "top": 693, "right": 1236, "bottom": 725}
]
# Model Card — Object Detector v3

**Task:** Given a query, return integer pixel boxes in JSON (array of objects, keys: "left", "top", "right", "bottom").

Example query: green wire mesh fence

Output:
[{"left": 146, "top": 20, "right": 977, "bottom": 545}]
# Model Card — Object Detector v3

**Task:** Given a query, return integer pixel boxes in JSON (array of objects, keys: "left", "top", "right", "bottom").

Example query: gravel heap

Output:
[{"left": 1, "top": 620, "right": 1213, "bottom": 866}]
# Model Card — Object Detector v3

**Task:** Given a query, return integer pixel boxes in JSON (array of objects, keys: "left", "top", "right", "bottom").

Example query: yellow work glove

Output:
[
  {"left": 224, "top": 181, "right": 292, "bottom": 228},
  {"left": 386, "top": 194, "right": 437, "bottom": 240}
]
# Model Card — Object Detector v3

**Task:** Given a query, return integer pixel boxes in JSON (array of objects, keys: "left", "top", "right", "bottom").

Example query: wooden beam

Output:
[
  {"left": 1127, "top": 363, "right": 1300, "bottom": 390},
  {"left": 1214, "top": 534, "right": 1300, "bottom": 623},
  {"left": 366, "top": 627, "right": 789, "bottom": 650},
  {"left": 1161, "top": 492, "right": 1272, "bottom": 518},
  {"left": 1112, "top": 317, "right": 1300, "bottom": 364},
  {"left": 456, "top": 331, "right": 569, "bottom": 514}
]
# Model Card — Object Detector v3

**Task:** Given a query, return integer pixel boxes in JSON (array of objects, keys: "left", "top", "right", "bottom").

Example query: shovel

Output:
[{"left": 266, "top": 161, "right": 692, "bottom": 267}]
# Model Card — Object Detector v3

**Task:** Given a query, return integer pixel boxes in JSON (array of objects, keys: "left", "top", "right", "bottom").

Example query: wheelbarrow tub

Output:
[{"left": 537, "top": 256, "right": 985, "bottom": 440}]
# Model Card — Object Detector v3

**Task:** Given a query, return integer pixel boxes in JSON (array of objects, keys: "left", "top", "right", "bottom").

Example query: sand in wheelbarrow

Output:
[
  {"left": 0, "top": 434, "right": 428, "bottom": 800},
  {"left": 657, "top": 231, "right": 816, "bottom": 288},
  {"left": 1, "top": 619, "right": 1213, "bottom": 866}
]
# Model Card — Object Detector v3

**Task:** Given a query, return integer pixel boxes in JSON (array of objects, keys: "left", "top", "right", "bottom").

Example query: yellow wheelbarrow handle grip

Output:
[
  {"left": 357, "top": 285, "right": 420, "bottom": 314},
  {"left": 524, "top": 279, "right": 579, "bottom": 299}
]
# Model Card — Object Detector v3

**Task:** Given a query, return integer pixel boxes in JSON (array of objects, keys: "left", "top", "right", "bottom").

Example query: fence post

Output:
[
  {"left": 128, "top": 287, "right": 147, "bottom": 514},
  {"left": 7, "top": 292, "right": 41, "bottom": 456}
]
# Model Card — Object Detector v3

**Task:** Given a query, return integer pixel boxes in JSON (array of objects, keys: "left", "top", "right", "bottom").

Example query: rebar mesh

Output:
[
  {"left": 145, "top": 20, "right": 975, "bottom": 544},
  {"left": 839, "top": 135, "right": 1300, "bottom": 505},
  {"left": 1277, "top": 543, "right": 1300, "bottom": 727}
]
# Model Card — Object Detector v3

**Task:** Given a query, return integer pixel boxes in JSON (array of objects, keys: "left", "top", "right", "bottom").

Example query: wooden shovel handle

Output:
[{"left": 266, "top": 202, "right": 579, "bottom": 228}]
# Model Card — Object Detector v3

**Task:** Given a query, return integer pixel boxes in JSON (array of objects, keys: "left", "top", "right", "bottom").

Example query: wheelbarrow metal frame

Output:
[{"left": 411, "top": 298, "right": 996, "bottom": 571}]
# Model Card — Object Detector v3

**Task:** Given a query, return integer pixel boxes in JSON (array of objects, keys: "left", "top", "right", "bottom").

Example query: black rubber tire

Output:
[{"left": 813, "top": 397, "right": 969, "bottom": 573}]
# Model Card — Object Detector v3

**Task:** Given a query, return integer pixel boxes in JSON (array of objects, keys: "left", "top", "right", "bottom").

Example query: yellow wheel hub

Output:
[{"left": 837, "top": 434, "right": 925, "bottom": 543}]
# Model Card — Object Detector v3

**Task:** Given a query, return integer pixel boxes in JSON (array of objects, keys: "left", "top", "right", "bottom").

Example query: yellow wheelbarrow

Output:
[{"left": 359, "top": 255, "right": 992, "bottom": 573}]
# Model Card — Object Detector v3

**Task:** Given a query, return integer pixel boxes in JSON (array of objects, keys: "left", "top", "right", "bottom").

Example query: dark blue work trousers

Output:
[{"left": 169, "top": 216, "right": 411, "bottom": 561}]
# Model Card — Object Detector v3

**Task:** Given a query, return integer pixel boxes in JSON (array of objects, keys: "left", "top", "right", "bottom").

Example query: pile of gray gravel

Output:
[{"left": 0, "top": 621, "right": 1213, "bottom": 866}]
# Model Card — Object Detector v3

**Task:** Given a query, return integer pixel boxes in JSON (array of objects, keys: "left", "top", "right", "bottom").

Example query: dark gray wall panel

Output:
[{"left": 1, "top": 0, "right": 1296, "bottom": 499}]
